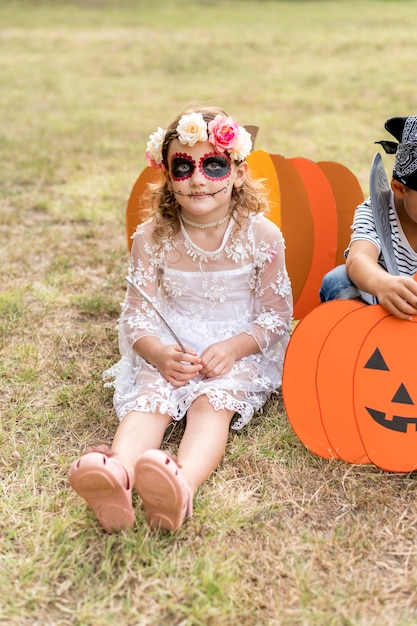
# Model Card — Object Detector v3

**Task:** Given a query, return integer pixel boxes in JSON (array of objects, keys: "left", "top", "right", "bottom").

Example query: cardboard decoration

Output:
[
  {"left": 290, "top": 157, "right": 338, "bottom": 320},
  {"left": 125, "top": 149, "right": 364, "bottom": 319},
  {"left": 282, "top": 299, "right": 417, "bottom": 473},
  {"left": 354, "top": 314, "right": 417, "bottom": 472},
  {"left": 316, "top": 303, "right": 390, "bottom": 465},
  {"left": 245, "top": 149, "right": 281, "bottom": 227},
  {"left": 247, "top": 150, "right": 364, "bottom": 319},
  {"left": 282, "top": 299, "right": 364, "bottom": 459},
  {"left": 126, "top": 166, "right": 161, "bottom": 249},
  {"left": 265, "top": 153, "right": 315, "bottom": 314},
  {"left": 317, "top": 161, "right": 365, "bottom": 266}
]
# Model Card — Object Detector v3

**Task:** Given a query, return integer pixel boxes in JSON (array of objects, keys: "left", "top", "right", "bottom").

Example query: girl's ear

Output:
[
  {"left": 391, "top": 178, "right": 406, "bottom": 197},
  {"left": 234, "top": 160, "right": 248, "bottom": 188}
]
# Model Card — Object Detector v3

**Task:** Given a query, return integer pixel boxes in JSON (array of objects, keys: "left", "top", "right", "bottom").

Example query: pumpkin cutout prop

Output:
[
  {"left": 282, "top": 299, "right": 366, "bottom": 460},
  {"left": 246, "top": 151, "right": 364, "bottom": 320},
  {"left": 125, "top": 148, "right": 364, "bottom": 320},
  {"left": 282, "top": 299, "right": 417, "bottom": 473}
]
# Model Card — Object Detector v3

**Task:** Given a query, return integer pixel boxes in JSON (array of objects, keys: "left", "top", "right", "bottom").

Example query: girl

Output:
[{"left": 68, "top": 106, "right": 293, "bottom": 533}]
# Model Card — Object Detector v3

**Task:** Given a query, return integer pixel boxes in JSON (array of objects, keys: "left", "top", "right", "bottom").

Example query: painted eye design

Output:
[
  {"left": 200, "top": 153, "right": 231, "bottom": 180},
  {"left": 170, "top": 154, "right": 195, "bottom": 180}
]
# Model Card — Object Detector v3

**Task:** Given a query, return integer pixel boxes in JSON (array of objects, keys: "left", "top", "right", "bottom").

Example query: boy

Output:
[{"left": 320, "top": 116, "right": 417, "bottom": 320}]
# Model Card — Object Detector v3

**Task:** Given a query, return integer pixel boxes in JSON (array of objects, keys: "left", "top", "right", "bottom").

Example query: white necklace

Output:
[{"left": 181, "top": 212, "right": 231, "bottom": 229}]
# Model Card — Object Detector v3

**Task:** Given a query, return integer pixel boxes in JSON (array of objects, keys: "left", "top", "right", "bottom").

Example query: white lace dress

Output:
[{"left": 104, "top": 212, "right": 293, "bottom": 430}]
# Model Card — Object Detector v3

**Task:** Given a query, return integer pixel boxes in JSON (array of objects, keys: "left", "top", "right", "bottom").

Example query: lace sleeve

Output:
[
  {"left": 118, "top": 222, "right": 165, "bottom": 353},
  {"left": 245, "top": 219, "right": 293, "bottom": 354}
]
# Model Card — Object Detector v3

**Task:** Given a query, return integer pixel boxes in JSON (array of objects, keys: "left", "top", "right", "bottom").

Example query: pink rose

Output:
[{"left": 208, "top": 115, "right": 240, "bottom": 153}]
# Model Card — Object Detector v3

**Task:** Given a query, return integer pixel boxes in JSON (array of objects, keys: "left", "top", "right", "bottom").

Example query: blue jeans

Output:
[{"left": 319, "top": 264, "right": 376, "bottom": 304}]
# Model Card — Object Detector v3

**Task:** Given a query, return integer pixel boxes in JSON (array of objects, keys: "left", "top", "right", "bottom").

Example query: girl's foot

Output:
[
  {"left": 68, "top": 446, "right": 134, "bottom": 533},
  {"left": 134, "top": 449, "right": 193, "bottom": 531}
]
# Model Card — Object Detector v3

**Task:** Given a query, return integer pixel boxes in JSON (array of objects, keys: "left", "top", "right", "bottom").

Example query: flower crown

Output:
[{"left": 145, "top": 112, "right": 253, "bottom": 170}]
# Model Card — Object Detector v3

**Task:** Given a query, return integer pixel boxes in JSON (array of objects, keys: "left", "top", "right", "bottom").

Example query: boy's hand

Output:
[{"left": 376, "top": 274, "right": 417, "bottom": 320}]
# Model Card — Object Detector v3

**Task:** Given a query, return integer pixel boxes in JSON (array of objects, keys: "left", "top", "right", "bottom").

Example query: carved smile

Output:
[{"left": 366, "top": 408, "right": 417, "bottom": 433}]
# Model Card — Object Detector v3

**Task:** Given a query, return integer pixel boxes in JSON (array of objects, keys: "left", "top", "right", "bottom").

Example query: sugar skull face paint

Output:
[
  {"left": 170, "top": 151, "right": 232, "bottom": 182},
  {"left": 170, "top": 153, "right": 196, "bottom": 181},
  {"left": 199, "top": 152, "right": 231, "bottom": 181}
]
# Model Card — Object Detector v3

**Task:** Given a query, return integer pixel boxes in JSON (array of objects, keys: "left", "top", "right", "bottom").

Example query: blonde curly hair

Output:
[{"left": 141, "top": 105, "right": 270, "bottom": 243}]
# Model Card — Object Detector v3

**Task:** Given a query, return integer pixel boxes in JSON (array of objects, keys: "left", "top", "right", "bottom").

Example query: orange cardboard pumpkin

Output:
[
  {"left": 283, "top": 300, "right": 417, "bottom": 472},
  {"left": 354, "top": 314, "right": 417, "bottom": 471},
  {"left": 282, "top": 299, "right": 365, "bottom": 460},
  {"left": 126, "top": 166, "right": 161, "bottom": 247},
  {"left": 246, "top": 151, "right": 364, "bottom": 319}
]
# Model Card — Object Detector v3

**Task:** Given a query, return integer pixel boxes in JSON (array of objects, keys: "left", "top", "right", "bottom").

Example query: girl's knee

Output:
[{"left": 187, "top": 395, "right": 233, "bottom": 423}]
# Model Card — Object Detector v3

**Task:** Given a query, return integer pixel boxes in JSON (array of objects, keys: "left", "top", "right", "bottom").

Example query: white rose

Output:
[
  {"left": 176, "top": 113, "right": 208, "bottom": 146},
  {"left": 230, "top": 126, "right": 252, "bottom": 161},
  {"left": 146, "top": 127, "right": 167, "bottom": 165}
]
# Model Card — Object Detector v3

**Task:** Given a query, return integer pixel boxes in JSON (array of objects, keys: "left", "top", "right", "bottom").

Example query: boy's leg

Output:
[
  {"left": 320, "top": 264, "right": 377, "bottom": 305},
  {"left": 319, "top": 264, "right": 358, "bottom": 302}
]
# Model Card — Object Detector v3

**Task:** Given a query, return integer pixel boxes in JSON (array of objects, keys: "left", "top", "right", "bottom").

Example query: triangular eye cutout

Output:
[
  {"left": 391, "top": 383, "right": 414, "bottom": 405},
  {"left": 364, "top": 347, "right": 389, "bottom": 371}
]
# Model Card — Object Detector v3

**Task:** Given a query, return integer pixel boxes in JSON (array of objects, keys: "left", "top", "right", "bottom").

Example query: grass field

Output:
[{"left": 2, "top": 1, "right": 417, "bottom": 624}]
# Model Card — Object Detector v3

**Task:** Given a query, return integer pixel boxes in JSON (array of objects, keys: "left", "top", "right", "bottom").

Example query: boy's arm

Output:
[{"left": 346, "top": 240, "right": 417, "bottom": 319}]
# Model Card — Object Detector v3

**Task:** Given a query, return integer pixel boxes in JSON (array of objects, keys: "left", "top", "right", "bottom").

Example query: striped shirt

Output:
[{"left": 345, "top": 192, "right": 417, "bottom": 276}]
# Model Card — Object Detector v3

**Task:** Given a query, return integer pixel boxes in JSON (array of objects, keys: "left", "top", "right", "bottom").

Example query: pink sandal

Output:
[
  {"left": 68, "top": 446, "right": 134, "bottom": 533},
  {"left": 134, "top": 450, "right": 193, "bottom": 531}
]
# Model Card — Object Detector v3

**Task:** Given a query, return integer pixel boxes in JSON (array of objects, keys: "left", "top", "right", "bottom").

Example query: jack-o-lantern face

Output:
[
  {"left": 314, "top": 303, "right": 393, "bottom": 465},
  {"left": 283, "top": 298, "right": 417, "bottom": 473},
  {"left": 354, "top": 315, "right": 417, "bottom": 472},
  {"left": 363, "top": 347, "right": 417, "bottom": 433}
]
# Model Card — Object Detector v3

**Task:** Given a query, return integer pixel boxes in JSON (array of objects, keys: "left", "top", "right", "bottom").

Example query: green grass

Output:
[{"left": 2, "top": 0, "right": 417, "bottom": 624}]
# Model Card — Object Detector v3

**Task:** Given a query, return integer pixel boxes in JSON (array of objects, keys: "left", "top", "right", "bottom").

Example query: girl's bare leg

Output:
[
  {"left": 130, "top": 396, "right": 233, "bottom": 531},
  {"left": 111, "top": 410, "right": 173, "bottom": 481},
  {"left": 68, "top": 408, "right": 172, "bottom": 533},
  {"left": 176, "top": 395, "right": 234, "bottom": 496}
]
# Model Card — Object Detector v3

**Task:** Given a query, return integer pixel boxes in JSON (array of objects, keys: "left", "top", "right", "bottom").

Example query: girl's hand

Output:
[
  {"left": 200, "top": 341, "right": 236, "bottom": 379},
  {"left": 154, "top": 344, "right": 202, "bottom": 387}
]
